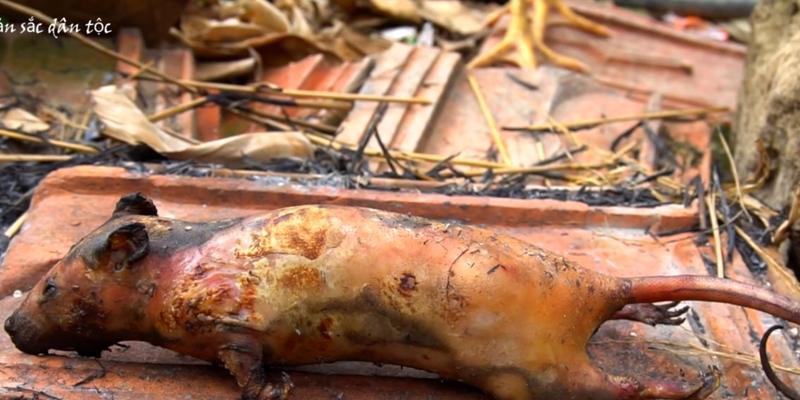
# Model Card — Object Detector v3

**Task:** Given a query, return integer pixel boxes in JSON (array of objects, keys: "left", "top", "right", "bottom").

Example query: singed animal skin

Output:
[{"left": 6, "top": 194, "right": 800, "bottom": 400}]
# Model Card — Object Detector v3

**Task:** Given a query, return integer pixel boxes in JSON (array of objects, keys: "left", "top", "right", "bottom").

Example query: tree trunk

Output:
[{"left": 734, "top": 0, "right": 800, "bottom": 211}]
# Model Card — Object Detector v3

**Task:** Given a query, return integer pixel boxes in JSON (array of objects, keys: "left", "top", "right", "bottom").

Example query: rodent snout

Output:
[{"left": 4, "top": 311, "right": 49, "bottom": 355}]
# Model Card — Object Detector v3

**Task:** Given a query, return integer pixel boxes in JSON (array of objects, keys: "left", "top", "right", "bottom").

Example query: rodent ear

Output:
[
  {"left": 103, "top": 223, "right": 150, "bottom": 269},
  {"left": 112, "top": 193, "right": 158, "bottom": 218}
]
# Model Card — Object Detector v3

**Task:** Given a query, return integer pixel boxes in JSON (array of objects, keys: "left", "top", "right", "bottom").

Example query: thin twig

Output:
[
  {"left": 774, "top": 188, "right": 800, "bottom": 244},
  {"left": 713, "top": 166, "right": 736, "bottom": 262},
  {"left": 689, "top": 176, "right": 707, "bottom": 230},
  {"left": 460, "top": 161, "right": 616, "bottom": 178},
  {"left": 148, "top": 97, "right": 209, "bottom": 122},
  {"left": 0, "top": 0, "right": 194, "bottom": 93},
  {"left": 0, "top": 128, "right": 98, "bottom": 153},
  {"left": 467, "top": 74, "right": 512, "bottom": 166},
  {"left": 504, "top": 106, "right": 730, "bottom": 132},
  {"left": 717, "top": 128, "right": 750, "bottom": 220}
]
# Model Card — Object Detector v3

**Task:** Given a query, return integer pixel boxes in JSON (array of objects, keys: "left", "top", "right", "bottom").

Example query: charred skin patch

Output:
[
  {"left": 68, "top": 294, "right": 107, "bottom": 336},
  {"left": 309, "top": 286, "right": 446, "bottom": 351},
  {"left": 370, "top": 210, "right": 433, "bottom": 230},
  {"left": 235, "top": 208, "right": 340, "bottom": 260},
  {"left": 162, "top": 274, "right": 245, "bottom": 334},
  {"left": 66, "top": 217, "right": 241, "bottom": 268},
  {"left": 317, "top": 317, "right": 334, "bottom": 339},
  {"left": 278, "top": 267, "right": 324, "bottom": 291},
  {"left": 398, "top": 273, "right": 417, "bottom": 293}
]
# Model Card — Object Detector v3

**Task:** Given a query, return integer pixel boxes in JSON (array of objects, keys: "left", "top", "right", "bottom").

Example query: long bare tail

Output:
[{"left": 627, "top": 275, "right": 800, "bottom": 324}]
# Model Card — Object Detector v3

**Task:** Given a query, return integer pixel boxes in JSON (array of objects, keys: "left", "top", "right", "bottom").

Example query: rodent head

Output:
[{"left": 4, "top": 193, "right": 160, "bottom": 357}]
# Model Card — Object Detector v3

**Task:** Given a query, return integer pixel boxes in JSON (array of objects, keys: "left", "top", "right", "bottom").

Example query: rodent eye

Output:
[{"left": 42, "top": 278, "right": 58, "bottom": 298}]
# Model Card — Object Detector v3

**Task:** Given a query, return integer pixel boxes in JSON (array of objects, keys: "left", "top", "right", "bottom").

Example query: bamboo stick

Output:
[
  {"left": 706, "top": 193, "right": 726, "bottom": 278},
  {"left": 174, "top": 79, "right": 431, "bottom": 105},
  {"left": 467, "top": 74, "right": 512, "bottom": 166},
  {"left": 148, "top": 97, "right": 210, "bottom": 122},
  {"left": 504, "top": 107, "right": 730, "bottom": 132},
  {"left": 0, "top": 154, "right": 72, "bottom": 162},
  {"left": 0, "top": 129, "right": 98, "bottom": 154}
]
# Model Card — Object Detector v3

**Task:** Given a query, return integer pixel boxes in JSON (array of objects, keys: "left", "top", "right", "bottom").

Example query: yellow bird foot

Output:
[{"left": 469, "top": 0, "right": 610, "bottom": 73}]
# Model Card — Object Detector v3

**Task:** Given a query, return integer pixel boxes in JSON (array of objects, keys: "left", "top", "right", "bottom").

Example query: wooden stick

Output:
[
  {"left": 0, "top": 129, "right": 98, "bottom": 153},
  {"left": 467, "top": 74, "right": 512, "bottom": 166},
  {"left": 0, "top": 154, "right": 72, "bottom": 162},
  {"left": 4, "top": 211, "right": 27, "bottom": 238},
  {"left": 705, "top": 193, "right": 725, "bottom": 278},
  {"left": 136, "top": 76, "right": 355, "bottom": 110},
  {"left": 171, "top": 79, "right": 431, "bottom": 105},
  {"left": 503, "top": 107, "right": 730, "bottom": 132},
  {"left": 0, "top": 0, "right": 194, "bottom": 93},
  {"left": 148, "top": 97, "right": 209, "bottom": 122}
]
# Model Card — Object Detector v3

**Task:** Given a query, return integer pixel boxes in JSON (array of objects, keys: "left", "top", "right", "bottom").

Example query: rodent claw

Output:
[{"left": 611, "top": 302, "right": 690, "bottom": 326}]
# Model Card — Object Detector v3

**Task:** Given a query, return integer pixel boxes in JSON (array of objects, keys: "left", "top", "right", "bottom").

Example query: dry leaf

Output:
[
  {"left": 181, "top": 15, "right": 268, "bottom": 43},
  {"left": 91, "top": 86, "right": 312, "bottom": 167},
  {"left": 368, "top": 0, "right": 493, "bottom": 36},
  {"left": 167, "top": 132, "right": 313, "bottom": 165},
  {"left": 174, "top": 0, "right": 387, "bottom": 62},
  {"left": 420, "top": 1, "right": 487, "bottom": 35},
  {"left": 370, "top": 0, "right": 422, "bottom": 23},
  {"left": 1, "top": 108, "right": 50, "bottom": 133},
  {"left": 243, "top": 0, "right": 291, "bottom": 32}
]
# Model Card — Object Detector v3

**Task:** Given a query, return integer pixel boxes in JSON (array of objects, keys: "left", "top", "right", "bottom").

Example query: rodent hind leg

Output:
[
  {"left": 610, "top": 302, "right": 689, "bottom": 326},
  {"left": 218, "top": 339, "right": 294, "bottom": 400}
]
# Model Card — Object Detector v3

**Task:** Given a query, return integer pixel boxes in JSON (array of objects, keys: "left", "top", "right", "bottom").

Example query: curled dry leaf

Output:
[
  {"left": 195, "top": 58, "right": 258, "bottom": 81},
  {"left": 91, "top": 86, "right": 313, "bottom": 167},
  {"left": 243, "top": 0, "right": 291, "bottom": 32},
  {"left": 181, "top": 15, "right": 268, "bottom": 43},
  {"left": 174, "top": 0, "right": 388, "bottom": 61},
  {"left": 1, "top": 108, "right": 50, "bottom": 134}
]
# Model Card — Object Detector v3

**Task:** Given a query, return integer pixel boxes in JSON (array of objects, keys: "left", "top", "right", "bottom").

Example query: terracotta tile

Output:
[
  {"left": 336, "top": 44, "right": 415, "bottom": 146},
  {"left": 421, "top": 66, "right": 711, "bottom": 186},
  {"left": 155, "top": 49, "right": 196, "bottom": 139},
  {"left": 253, "top": 54, "right": 325, "bottom": 121},
  {"left": 195, "top": 103, "right": 222, "bottom": 142},
  {"left": 369, "top": 47, "right": 441, "bottom": 150},
  {"left": 311, "top": 57, "right": 374, "bottom": 125},
  {"left": 115, "top": 29, "right": 144, "bottom": 81},
  {"left": 390, "top": 52, "right": 461, "bottom": 153}
]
